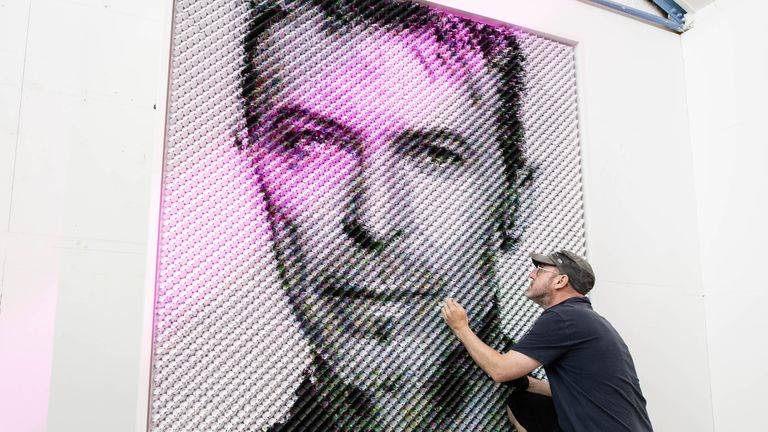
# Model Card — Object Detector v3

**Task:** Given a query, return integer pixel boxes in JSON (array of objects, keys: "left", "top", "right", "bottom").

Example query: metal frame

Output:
[{"left": 580, "top": 0, "right": 690, "bottom": 33}]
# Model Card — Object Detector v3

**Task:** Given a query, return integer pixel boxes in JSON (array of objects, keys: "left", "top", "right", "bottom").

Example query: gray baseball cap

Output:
[{"left": 530, "top": 250, "right": 595, "bottom": 294}]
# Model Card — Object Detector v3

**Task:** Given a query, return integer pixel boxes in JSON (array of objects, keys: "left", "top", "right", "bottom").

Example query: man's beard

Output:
[{"left": 525, "top": 280, "right": 550, "bottom": 307}]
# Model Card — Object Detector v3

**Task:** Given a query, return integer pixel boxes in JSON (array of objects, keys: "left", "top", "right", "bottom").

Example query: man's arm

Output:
[
  {"left": 441, "top": 299, "right": 541, "bottom": 383},
  {"left": 526, "top": 376, "right": 552, "bottom": 397}
]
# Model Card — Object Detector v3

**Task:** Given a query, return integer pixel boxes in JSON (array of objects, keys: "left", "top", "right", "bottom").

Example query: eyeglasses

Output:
[{"left": 534, "top": 266, "right": 560, "bottom": 276}]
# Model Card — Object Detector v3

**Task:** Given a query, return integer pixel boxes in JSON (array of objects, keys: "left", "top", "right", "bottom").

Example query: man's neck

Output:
[{"left": 544, "top": 290, "right": 584, "bottom": 309}]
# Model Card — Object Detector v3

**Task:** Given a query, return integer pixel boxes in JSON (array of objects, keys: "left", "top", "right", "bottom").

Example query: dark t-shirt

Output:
[{"left": 513, "top": 297, "right": 653, "bottom": 432}]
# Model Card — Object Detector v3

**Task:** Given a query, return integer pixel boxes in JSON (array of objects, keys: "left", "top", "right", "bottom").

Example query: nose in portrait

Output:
[{"left": 342, "top": 148, "right": 407, "bottom": 257}]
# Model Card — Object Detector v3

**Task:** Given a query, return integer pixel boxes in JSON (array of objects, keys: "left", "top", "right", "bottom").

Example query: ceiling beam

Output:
[{"left": 580, "top": 0, "right": 691, "bottom": 33}]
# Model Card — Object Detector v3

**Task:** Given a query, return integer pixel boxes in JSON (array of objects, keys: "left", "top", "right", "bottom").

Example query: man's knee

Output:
[
  {"left": 506, "top": 404, "right": 527, "bottom": 432},
  {"left": 506, "top": 391, "right": 558, "bottom": 432}
]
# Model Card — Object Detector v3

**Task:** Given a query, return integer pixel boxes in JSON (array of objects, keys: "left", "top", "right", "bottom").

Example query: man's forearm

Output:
[
  {"left": 453, "top": 327, "right": 523, "bottom": 383},
  {"left": 526, "top": 376, "right": 552, "bottom": 397},
  {"left": 441, "top": 299, "right": 540, "bottom": 382}
]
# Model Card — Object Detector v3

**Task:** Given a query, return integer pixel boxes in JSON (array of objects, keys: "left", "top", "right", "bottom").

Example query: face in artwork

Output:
[{"left": 249, "top": 7, "right": 510, "bottom": 394}]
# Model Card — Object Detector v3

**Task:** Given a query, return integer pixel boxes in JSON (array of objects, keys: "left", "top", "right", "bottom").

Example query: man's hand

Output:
[{"left": 441, "top": 298, "right": 470, "bottom": 332}]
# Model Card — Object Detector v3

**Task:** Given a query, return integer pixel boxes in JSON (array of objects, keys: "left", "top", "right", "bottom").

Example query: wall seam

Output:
[
  {"left": 6, "top": 0, "right": 33, "bottom": 233},
  {"left": 1, "top": 0, "right": 34, "bottom": 316},
  {"left": 679, "top": 8, "right": 718, "bottom": 431}
]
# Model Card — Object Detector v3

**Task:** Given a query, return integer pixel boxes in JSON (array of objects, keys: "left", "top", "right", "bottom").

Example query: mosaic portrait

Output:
[{"left": 151, "top": 0, "right": 586, "bottom": 430}]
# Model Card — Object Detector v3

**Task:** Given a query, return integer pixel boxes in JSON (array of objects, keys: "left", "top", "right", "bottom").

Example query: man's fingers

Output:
[
  {"left": 448, "top": 299, "right": 463, "bottom": 312},
  {"left": 441, "top": 298, "right": 468, "bottom": 319}
]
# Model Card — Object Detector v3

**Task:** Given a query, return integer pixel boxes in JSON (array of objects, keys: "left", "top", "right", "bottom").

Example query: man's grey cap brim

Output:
[{"left": 530, "top": 253, "right": 556, "bottom": 266}]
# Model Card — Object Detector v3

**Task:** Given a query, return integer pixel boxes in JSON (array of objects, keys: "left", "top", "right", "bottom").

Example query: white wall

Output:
[
  {"left": 0, "top": 0, "right": 739, "bottom": 430},
  {"left": 682, "top": 1, "right": 768, "bottom": 430},
  {"left": 0, "top": 0, "right": 171, "bottom": 431}
]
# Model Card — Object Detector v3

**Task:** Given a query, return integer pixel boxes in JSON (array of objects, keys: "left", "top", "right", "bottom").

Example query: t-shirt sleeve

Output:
[{"left": 512, "top": 310, "right": 572, "bottom": 367}]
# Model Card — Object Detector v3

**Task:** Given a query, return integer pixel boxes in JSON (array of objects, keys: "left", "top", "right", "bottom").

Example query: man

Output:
[
  {"left": 442, "top": 250, "right": 653, "bottom": 431},
  {"left": 239, "top": 0, "right": 530, "bottom": 430}
]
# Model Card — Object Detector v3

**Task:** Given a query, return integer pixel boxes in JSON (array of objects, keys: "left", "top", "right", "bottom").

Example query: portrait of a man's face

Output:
[{"left": 150, "top": 0, "right": 586, "bottom": 430}]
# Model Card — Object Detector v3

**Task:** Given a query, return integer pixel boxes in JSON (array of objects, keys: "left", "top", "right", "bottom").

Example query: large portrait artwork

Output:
[{"left": 151, "top": 0, "right": 586, "bottom": 430}]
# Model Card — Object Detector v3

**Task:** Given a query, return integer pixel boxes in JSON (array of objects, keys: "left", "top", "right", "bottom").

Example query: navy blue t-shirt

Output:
[{"left": 513, "top": 297, "right": 653, "bottom": 431}]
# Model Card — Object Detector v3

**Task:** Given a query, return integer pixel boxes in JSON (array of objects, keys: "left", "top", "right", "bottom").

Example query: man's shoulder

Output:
[
  {"left": 547, "top": 297, "right": 601, "bottom": 323},
  {"left": 512, "top": 306, "right": 572, "bottom": 362},
  {"left": 539, "top": 297, "right": 629, "bottom": 352},
  {"left": 533, "top": 304, "right": 570, "bottom": 329}
]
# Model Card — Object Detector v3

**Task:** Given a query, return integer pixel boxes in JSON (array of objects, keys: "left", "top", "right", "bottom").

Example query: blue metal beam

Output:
[
  {"left": 580, "top": 0, "right": 690, "bottom": 33},
  {"left": 652, "top": 0, "right": 687, "bottom": 24}
]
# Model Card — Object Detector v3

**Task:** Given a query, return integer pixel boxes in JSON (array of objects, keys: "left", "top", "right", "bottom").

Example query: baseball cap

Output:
[{"left": 530, "top": 250, "right": 595, "bottom": 294}]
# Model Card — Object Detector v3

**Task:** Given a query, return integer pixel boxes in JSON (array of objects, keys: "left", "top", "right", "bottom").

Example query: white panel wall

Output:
[
  {"left": 0, "top": 0, "right": 171, "bottom": 431},
  {"left": 682, "top": 1, "right": 768, "bottom": 430},
  {"left": 0, "top": 0, "right": 733, "bottom": 431}
]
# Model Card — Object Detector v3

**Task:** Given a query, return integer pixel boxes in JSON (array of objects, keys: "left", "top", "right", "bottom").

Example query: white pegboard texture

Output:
[{"left": 151, "top": 0, "right": 586, "bottom": 430}]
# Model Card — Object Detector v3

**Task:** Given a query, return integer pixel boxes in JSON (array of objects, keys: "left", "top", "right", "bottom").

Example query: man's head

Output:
[
  {"left": 239, "top": 0, "right": 527, "bottom": 394},
  {"left": 527, "top": 250, "right": 595, "bottom": 307}
]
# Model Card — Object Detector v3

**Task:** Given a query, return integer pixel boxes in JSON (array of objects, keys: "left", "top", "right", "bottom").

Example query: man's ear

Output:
[{"left": 555, "top": 274, "right": 569, "bottom": 290}]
